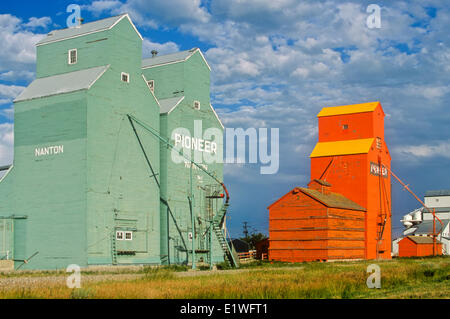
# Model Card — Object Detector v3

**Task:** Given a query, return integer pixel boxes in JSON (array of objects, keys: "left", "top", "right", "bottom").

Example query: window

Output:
[
  {"left": 68, "top": 49, "right": 77, "bottom": 65},
  {"left": 147, "top": 80, "right": 154, "bottom": 93},
  {"left": 121, "top": 72, "right": 130, "bottom": 83},
  {"left": 116, "top": 231, "right": 124, "bottom": 241},
  {"left": 125, "top": 231, "right": 133, "bottom": 241},
  {"left": 343, "top": 124, "right": 348, "bottom": 130},
  {"left": 193, "top": 100, "right": 201, "bottom": 110}
]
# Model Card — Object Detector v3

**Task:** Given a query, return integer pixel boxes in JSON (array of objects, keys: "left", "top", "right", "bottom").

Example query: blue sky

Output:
[{"left": 0, "top": 0, "right": 449, "bottom": 239}]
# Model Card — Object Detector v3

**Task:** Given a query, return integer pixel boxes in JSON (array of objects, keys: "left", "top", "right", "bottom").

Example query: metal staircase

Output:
[
  {"left": 212, "top": 203, "right": 239, "bottom": 267},
  {"left": 111, "top": 232, "right": 118, "bottom": 265}
]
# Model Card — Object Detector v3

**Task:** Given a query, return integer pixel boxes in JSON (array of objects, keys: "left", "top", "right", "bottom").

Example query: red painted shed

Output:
[
  {"left": 268, "top": 180, "right": 366, "bottom": 262},
  {"left": 398, "top": 236, "right": 443, "bottom": 257}
]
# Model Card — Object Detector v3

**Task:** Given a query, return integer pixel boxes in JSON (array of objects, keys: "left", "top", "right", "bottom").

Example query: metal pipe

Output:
[{"left": 385, "top": 165, "right": 444, "bottom": 255}]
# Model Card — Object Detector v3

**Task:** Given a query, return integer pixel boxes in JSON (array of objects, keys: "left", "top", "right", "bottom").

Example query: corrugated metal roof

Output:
[
  {"left": 14, "top": 65, "right": 109, "bottom": 102},
  {"left": 317, "top": 102, "right": 380, "bottom": 117},
  {"left": 406, "top": 236, "right": 441, "bottom": 244},
  {"left": 310, "top": 138, "right": 374, "bottom": 158},
  {"left": 425, "top": 190, "right": 450, "bottom": 197},
  {"left": 159, "top": 96, "right": 185, "bottom": 114},
  {"left": 142, "top": 49, "right": 197, "bottom": 69},
  {"left": 298, "top": 188, "right": 366, "bottom": 211},
  {"left": 36, "top": 14, "right": 142, "bottom": 45},
  {"left": 413, "top": 220, "right": 449, "bottom": 235}
]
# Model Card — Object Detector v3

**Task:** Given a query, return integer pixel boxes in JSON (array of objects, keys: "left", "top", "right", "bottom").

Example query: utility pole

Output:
[{"left": 243, "top": 222, "right": 249, "bottom": 241}]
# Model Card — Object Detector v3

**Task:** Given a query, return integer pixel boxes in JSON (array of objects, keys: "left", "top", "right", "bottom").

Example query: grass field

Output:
[{"left": 0, "top": 256, "right": 448, "bottom": 299}]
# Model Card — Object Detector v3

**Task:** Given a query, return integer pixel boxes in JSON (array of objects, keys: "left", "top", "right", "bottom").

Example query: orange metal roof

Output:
[
  {"left": 299, "top": 188, "right": 366, "bottom": 211},
  {"left": 310, "top": 138, "right": 374, "bottom": 158},
  {"left": 317, "top": 102, "right": 380, "bottom": 117},
  {"left": 406, "top": 236, "right": 442, "bottom": 245}
]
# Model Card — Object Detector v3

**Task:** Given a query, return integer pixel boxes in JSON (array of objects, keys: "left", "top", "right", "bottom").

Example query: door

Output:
[{"left": 0, "top": 219, "right": 14, "bottom": 260}]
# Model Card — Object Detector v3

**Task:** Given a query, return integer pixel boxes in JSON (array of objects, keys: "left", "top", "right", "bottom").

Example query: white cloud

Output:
[
  {"left": 0, "top": 123, "right": 13, "bottom": 166},
  {"left": 142, "top": 38, "right": 179, "bottom": 57},
  {"left": 24, "top": 17, "right": 52, "bottom": 29},
  {"left": 394, "top": 141, "right": 450, "bottom": 160},
  {"left": 0, "top": 14, "right": 46, "bottom": 78},
  {"left": 82, "top": 0, "right": 123, "bottom": 16}
]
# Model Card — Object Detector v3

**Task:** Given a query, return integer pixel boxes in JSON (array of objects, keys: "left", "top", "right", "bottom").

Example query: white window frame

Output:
[
  {"left": 68, "top": 49, "right": 77, "bottom": 65},
  {"left": 121, "top": 72, "right": 130, "bottom": 83},
  {"left": 116, "top": 231, "right": 124, "bottom": 241},
  {"left": 124, "top": 231, "right": 133, "bottom": 241},
  {"left": 147, "top": 80, "right": 154, "bottom": 92},
  {"left": 194, "top": 100, "right": 201, "bottom": 110}
]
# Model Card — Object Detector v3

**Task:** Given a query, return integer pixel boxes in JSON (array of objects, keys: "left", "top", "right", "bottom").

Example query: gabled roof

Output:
[
  {"left": 413, "top": 220, "right": 449, "bottom": 236},
  {"left": 37, "top": 13, "right": 143, "bottom": 46},
  {"left": 159, "top": 96, "right": 185, "bottom": 114},
  {"left": 14, "top": 65, "right": 109, "bottom": 102},
  {"left": 405, "top": 236, "right": 441, "bottom": 244},
  {"left": 425, "top": 190, "right": 450, "bottom": 197},
  {"left": 317, "top": 102, "right": 381, "bottom": 118},
  {"left": 210, "top": 104, "right": 224, "bottom": 129},
  {"left": 268, "top": 187, "right": 366, "bottom": 211},
  {"left": 310, "top": 138, "right": 374, "bottom": 158},
  {"left": 299, "top": 188, "right": 366, "bottom": 211},
  {"left": 142, "top": 48, "right": 211, "bottom": 71}
]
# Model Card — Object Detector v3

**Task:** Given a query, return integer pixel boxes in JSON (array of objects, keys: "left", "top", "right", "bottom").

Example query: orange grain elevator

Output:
[{"left": 310, "top": 101, "right": 392, "bottom": 260}]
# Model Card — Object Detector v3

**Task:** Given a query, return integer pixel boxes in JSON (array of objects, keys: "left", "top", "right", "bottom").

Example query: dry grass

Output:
[{"left": 0, "top": 256, "right": 448, "bottom": 299}]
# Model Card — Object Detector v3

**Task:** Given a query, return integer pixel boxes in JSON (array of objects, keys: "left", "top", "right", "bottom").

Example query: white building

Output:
[{"left": 394, "top": 190, "right": 450, "bottom": 256}]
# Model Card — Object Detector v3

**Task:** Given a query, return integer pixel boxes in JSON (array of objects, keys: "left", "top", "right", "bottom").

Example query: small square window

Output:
[
  {"left": 68, "top": 49, "right": 77, "bottom": 65},
  {"left": 147, "top": 80, "right": 154, "bottom": 92},
  {"left": 194, "top": 101, "right": 201, "bottom": 110},
  {"left": 116, "top": 231, "right": 124, "bottom": 241},
  {"left": 125, "top": 231, "right": 133, "bottom": 241},
  {"left": 343, "top": 124, "right": 348, "bottom": 130},
  {"left": 121, "top": 72, "right": 130, "bottom": 83}
]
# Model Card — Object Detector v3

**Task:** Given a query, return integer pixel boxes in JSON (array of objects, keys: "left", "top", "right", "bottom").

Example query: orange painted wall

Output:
[
  {"left": 268, "top": 189, "right": 365, "bottom": 262},
  {"left": 310, "top": 103, "right": 391, "bottom": 260},
  {"left": 398, "top": 237, "right": 443, "bottom": 257}
]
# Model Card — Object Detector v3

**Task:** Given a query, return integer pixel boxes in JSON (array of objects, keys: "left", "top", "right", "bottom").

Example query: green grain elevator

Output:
[{"left": 0, "top": 14, "right": 237, "bottom": 270}]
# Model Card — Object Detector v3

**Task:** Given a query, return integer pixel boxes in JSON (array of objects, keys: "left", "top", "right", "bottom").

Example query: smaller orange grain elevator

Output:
[
  {"left": 310, "top": 102, "right": 392, "bottom": 260},
  {"left": 268, "top": 101, "right": 392, "bottom": 262}
]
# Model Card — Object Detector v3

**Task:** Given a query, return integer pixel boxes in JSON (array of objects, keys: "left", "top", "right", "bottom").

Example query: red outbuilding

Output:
[{"left": 398, "top": 236, "right": 443, "bottom": 257}]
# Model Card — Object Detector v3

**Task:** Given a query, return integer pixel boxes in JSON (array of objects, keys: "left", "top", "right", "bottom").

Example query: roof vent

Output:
[{"left": 151, "top": 50, "right": 158, "bottom": 57}]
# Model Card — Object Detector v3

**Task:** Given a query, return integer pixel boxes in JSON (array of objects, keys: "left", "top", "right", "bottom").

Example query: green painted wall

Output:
[
  {"left": 86, "top": 67, "right": 161, "bottom": 266},
  {"left": 36, "top": 18, "right": 142, "bottom": 79},
  {"left": 0, "top": 15, "right": 225, "bottom": 269},
  {"left": 146, "top": 51, "right": 225, "bottom": 265},
  {"left": 11, "top": 92, "right": 88, "bottom": 269}
]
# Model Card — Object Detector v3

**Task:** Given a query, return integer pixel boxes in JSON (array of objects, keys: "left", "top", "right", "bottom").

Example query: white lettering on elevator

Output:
[{"left": 35, "top": 145, "right": 64, "bottom": 157}]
